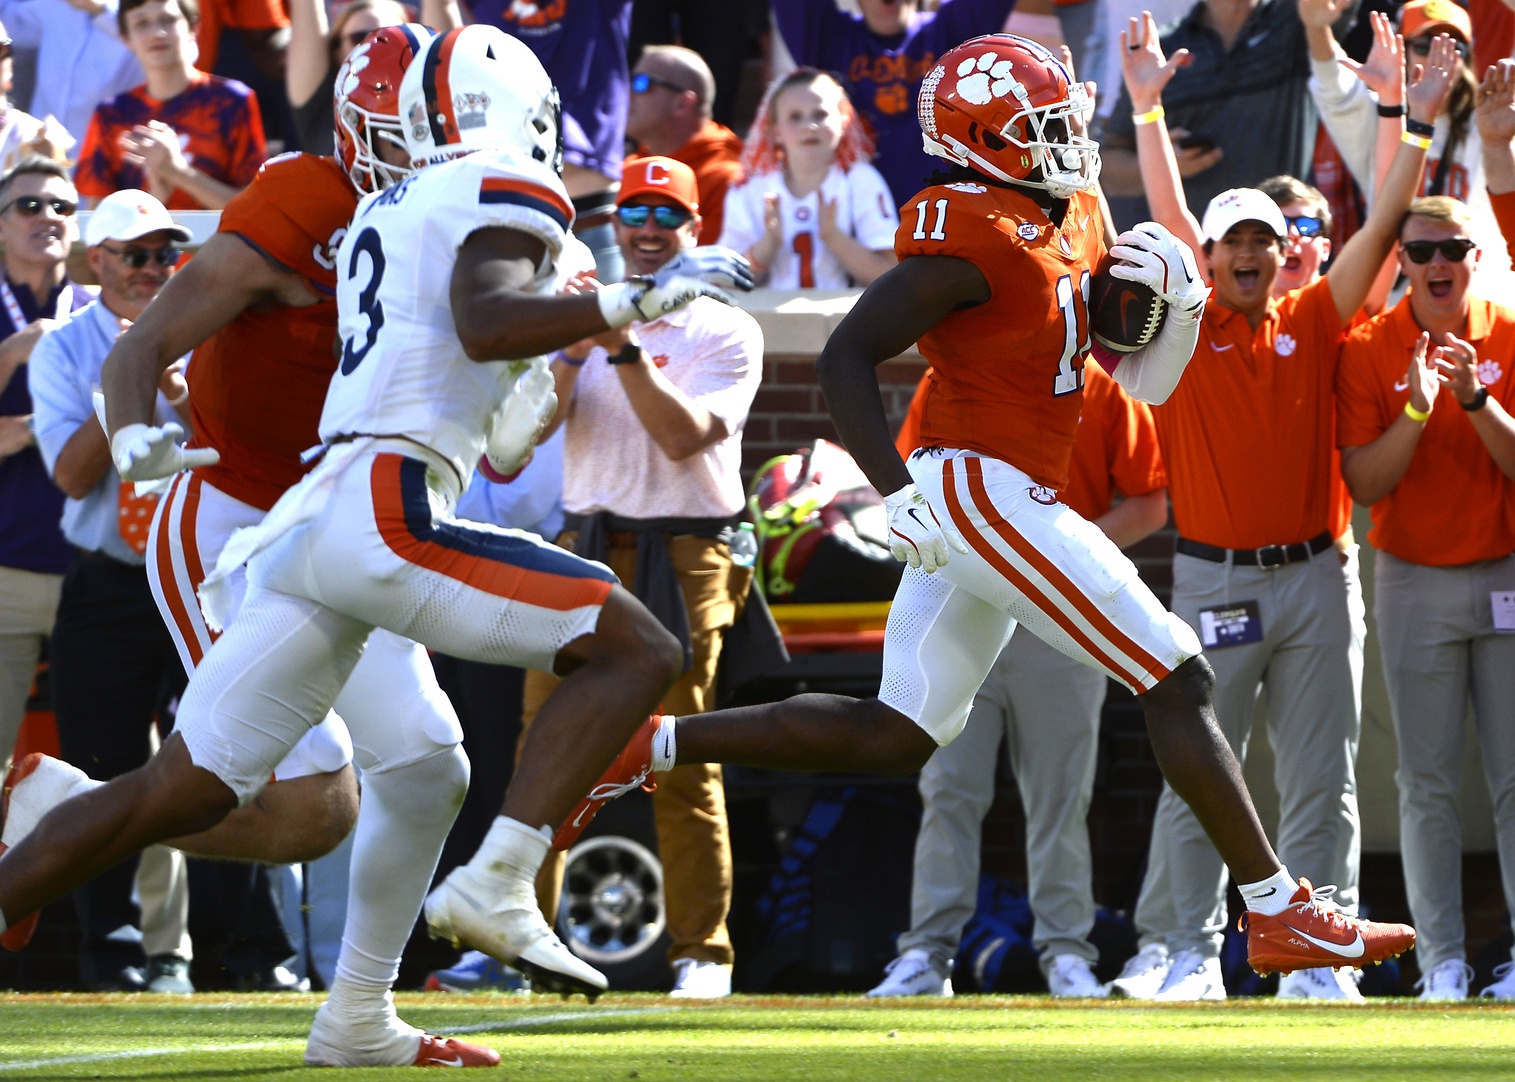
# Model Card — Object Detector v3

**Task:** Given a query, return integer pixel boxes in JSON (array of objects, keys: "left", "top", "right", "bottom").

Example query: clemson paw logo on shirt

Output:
[
  {"left": 955, "top": 52, "right": 1020, "bottom": 107},
  {"left": 874, "top": 82, "right": 911, "bottom": 116},
  {"left": 1275, "top": 333, "right": 1297, "bottom": 357},
  {"left": 946, "top": 182, "right": 987, "bottom": 194},
  {"left": 1479, "top": 358, "right": 1503, "bottom": 385}
]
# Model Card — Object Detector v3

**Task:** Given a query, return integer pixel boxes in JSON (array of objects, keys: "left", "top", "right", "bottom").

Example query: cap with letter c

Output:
[{"left": 616, "top": 156, "right": 700, "bottom": 214}]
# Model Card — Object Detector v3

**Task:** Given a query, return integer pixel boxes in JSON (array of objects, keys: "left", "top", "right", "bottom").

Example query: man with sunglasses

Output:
[
  {"left": 0, "top": 157, "right": 90, "bottom": 778},
  {"left": 511, "top": 156, "right": 762, "bottom": 999},
  {"left": 24, "top": 187, "right": 196, "bottom": 992},
  {"left": 1337, "top": 195, "right": 1515, "bottom": 1002}
]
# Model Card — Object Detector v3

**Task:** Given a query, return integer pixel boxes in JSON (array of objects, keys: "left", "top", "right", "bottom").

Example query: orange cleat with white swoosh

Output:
[{"left": 1241, "top": 877, "right": 1416, "bottom": 976}]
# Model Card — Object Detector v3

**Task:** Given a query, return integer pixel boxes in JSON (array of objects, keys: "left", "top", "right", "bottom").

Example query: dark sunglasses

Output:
[
  {"left": 1401, "top": 237, "right": 1477, "bottom": 264},
  {"left": 1408, "top": 35, "right": 1470, "bottom": 60},
  {"left": 616, "top": 203, "right": 691, "bottom": 229},
  {"left": 98, "top": 242, "right": 180, "bottom": 268},
  {"left": 1285, "top": 214, "right": 1326, "bottom": 238},
  {"left": 631, "top": 71, "right": 688, "bottom": 96},
  {"left": 0, "top": 40, "right": 12, "bottom": 61},
  {"left": 3, "top": 195, "right": 77, "bottom": 217}
]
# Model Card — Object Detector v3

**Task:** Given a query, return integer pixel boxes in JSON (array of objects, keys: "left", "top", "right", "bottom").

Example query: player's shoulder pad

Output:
[
  {"left": 222, "top": 152, "right": 354, "bottom": 242},
  {"left": 895, "top": 180, "right": 1045, "bottom": 262}
]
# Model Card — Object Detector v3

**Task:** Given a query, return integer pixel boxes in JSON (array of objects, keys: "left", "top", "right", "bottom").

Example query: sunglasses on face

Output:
[
  {"left": 1286, "top": 215, "right": 1326, "bottom": 238},
  {"left": 616, "top": 203, "right": 691, "bottom": 229},
  {"left": 3, "top": 195, "right": 77, "bottom": 217},
  {"left": 1401, "top": 237, "right": 1477, "bottom": 264},
  {"left": 98, "top": 243, "right": 180, "bottom": 268},
  {"left": 1408, "top": 35, "right": 1470, "bottom": 60},
  {"left": 631, "top": 71, "right": 688, "bottom": 96}
]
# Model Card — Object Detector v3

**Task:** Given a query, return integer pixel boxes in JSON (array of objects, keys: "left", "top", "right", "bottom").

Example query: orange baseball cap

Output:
[
  {"left": 1400, "top": 0, "right": 1472, "bottom": 42},
  {"left": 617, "top": 156, "right": 700, "bottom": 215}
]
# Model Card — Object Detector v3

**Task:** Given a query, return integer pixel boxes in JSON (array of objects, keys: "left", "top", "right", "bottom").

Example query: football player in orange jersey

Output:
[
  {"left": 566, "top": 33, "right": 1418, "bottom": 980},
  {"left": 2, "top": 27, "right": 499, "bottom": 1068}
]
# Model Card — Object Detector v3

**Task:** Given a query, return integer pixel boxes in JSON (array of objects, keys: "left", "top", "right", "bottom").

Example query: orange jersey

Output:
[
  {"left": 898, "top": 183, "right": 1106, "bottom": 490},
  {"left": 1151, "top": 276, "right": 1348, "bottom": 549},
  {"left": 186, "top": 153, "right": 356, "bottom": 511},
  {"left": 897, "top": 362, "right": 1164, "bottom": 522},
  {"left": 1336, "top": 295, "right": 1515, "bottom": 565}
]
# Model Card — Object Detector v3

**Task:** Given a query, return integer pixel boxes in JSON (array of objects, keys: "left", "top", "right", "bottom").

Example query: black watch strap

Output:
[
  {"left": 1461, "top": 385, "right": 1490, "bottom": 412},
  {"left": 608, "top": 341, "right": 643, "bottom": 366}
]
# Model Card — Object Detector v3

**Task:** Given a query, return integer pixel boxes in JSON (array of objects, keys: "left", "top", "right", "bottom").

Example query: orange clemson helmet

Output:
[
  {"left": 918, "top": 34, "right": 1099, "bottom": 198},
  {"left": 334, "top": 24, "right": 436, "bottom": 194}
]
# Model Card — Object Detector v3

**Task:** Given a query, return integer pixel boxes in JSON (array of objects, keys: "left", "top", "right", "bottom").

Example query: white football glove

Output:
[
  {"left": 110, "top": 422, "right": 220, "bottom": 482},
  {"left": 1108, "top": 221, "right": 1208, "bottom": 322},
  {"left": 484, "top": 359, "right": 557, "bottom": 477},
  {"left": 884, "top": 483, "right": 969, "bottom": 573},
  {"left": 597, "top": 246, "right": 755, "bottom": 328}
]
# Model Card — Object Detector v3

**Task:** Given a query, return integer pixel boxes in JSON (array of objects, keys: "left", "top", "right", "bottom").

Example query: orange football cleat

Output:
[
  {"left": 412, "top": 1033, "right": 500, "bottom": 1068},
  {"left": 1242, "top": 877, "right": 1415, "bottom": 976},
  {"left": 0, "top": 753, "right": 47, "bottom": 952},
  {"left": 552, "top": 715, "right": 665, "bottom": 851}
]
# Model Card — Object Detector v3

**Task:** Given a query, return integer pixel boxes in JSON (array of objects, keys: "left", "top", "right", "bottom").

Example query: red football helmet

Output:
[
  {"left": 334, "top": 24, "right": 435, "bottom": 194},
  {"left": 918, "top": 34, "right": 1099, "bottom": 197}
]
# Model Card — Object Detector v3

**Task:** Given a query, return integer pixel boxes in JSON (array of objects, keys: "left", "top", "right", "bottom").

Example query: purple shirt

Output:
[
  {"left": 772, "top": 0, "right": 1018, "bottom": 209},
  {"left": 464, "top": 0, "right": 633, "bottom": 182},
  {"left": 0, "top": 277, "right": 93, "bottom": 573}
]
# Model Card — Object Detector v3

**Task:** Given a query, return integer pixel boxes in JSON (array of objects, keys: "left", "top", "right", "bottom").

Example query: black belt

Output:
[
  {"left": 1176, "top": 530, "right": 1334, "bottom": 569},
  {"left": 571, "top": 190, "right": 618, "bottom": 235}
]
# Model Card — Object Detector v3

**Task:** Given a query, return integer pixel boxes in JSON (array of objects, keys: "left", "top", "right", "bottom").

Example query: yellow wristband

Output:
[
  {"left": 1401, "top": 131, "right": 1433, "bottom": 150},
  {"left": 1404, "top": 400, "right": 1431, "bottom": 423},
  {"left": 1132, "top": 105, "right": 1166, "bottom": 125}
]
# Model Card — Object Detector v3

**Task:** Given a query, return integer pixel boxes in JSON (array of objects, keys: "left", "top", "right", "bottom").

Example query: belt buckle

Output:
[{"left": 1255, "top": 544, "right": 1287, "bottom": 569}]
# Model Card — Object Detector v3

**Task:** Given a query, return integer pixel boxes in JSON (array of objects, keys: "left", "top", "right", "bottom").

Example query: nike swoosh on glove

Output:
[
  {"left": 110, "top": 422, "right": 220, "bottom": 482},
  {"left": 597, "top": 246, "right": 754, "bottom": 328},
  {"left": 884, "top": 482, "right": 969, "bottom": 573},
  {"left": 1109, "top": 221, "right": 1208, "bottom": 320}
]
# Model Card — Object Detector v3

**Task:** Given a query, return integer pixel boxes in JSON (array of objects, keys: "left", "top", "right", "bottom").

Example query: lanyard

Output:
[{"left": 0, "top": 279, "right": 72, "bottom": 332}]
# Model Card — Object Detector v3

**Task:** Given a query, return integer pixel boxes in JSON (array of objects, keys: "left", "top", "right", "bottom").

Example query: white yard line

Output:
[{"left": 0, "top": 1005, "right": 679, "bottom": 1072}]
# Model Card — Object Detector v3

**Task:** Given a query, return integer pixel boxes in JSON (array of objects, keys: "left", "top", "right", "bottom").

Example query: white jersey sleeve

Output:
[
  {"left": 845, "top": 161, "right": 901, "bottom": 253},
  {"left": 320, "top": 151, "right": 573, "bottom": 484}
]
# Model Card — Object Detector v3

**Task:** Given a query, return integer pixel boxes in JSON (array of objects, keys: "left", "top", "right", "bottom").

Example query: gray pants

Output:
[
  {"left": 0, "top": 564, "right": 62, "bottom": 765},
  {"left": 1134, "top": 547, "right": 1364, "bottom": 957},
  {"left": 1376, "top": 551, "right": 1515, "bottom": 970},
  {"left": 898, "top": 630, "right": 1107, "bottom": 977}
]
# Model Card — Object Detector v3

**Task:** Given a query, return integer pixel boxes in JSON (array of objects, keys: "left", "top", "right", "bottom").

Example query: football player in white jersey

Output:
[{"left": 0, "top": 23, "right": 750, "bottom": 1067}]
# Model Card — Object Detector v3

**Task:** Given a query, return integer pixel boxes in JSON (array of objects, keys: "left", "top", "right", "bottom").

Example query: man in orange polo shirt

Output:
[
  {"left": 625, "top": 45, "right": 744, "bottom": 245},
  {"left": 1338, "top": 196, "right": 1515, "bottom": 1002},
  {"left": 1113, "top": 16, "right": 1455, "bottom": 1001}
]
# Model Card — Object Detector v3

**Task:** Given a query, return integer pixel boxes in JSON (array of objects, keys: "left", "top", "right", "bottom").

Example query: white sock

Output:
[
  {"left": 651, "top": 716, "right": 677, "bottom": 773},
  {"left": 1239, "top": 867, "right": 1298, "bottom": 916},
  {"left": 470, "top": 814, "right": 549, "bottom": 888}
]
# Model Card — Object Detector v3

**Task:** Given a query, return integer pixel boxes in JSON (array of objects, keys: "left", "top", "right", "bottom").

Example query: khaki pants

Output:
[{"left": 521, "top": 533, "right": 747, "bottom": 966}]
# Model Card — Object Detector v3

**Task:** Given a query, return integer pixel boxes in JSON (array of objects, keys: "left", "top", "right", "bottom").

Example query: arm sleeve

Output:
[
  {"left": 717, "top": 180, "right": 762, "bottom": 254},
  {"left": 72, "top": 110, "right": 117, "bottom": 199},
  {"left": 1308, "top": 52, "right": 1376, "bottom": 191},
  {"left": 25, "top": 329, "right": 87, "bottom": 477},
  {"left": 924, "top": 0, "right": 1020, "bottom": 48},
  {"left": 770, "top": 0, "right": 858, "bottom": 69},
  {"left": 1098, "top": 307, "right": 1201, "bottom": 405},
  {"left": 849, "top": 163, "right": 902, "bottom": 250},
  {"left": 1335, "top": 335, "right": 1390, "bottom": 448},
  {"left": 680, "top": 314, "right": 764, "bottom": 434},
  {"left": 1491, "top": 189, "right": 1515, "bottom": 272},
  {"left": 227, "top": 93, "right": 267, "bottom": 188},
  {"left": 1107, "top": 394, "right": 1167, "bottom": 496}
]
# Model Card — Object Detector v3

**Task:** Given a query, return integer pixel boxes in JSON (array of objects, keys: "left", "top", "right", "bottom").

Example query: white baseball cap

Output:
[
  {"left": 83, "top": 189, "right": 192, "bottom": 247},
  {"left": 1200, "top": 188, "right": 1288, "bottom": 244}
]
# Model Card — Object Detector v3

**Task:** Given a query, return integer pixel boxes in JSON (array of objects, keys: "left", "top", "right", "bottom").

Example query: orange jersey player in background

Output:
[
  {"left": 85, "top": 24, "right": 499, "bottom": 1069},
  {"left": 568, "top": 33, "right": 1419, "bottom": 982}
]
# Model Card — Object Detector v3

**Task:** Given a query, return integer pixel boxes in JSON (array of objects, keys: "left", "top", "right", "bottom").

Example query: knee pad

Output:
[{"left": 271, "top": 715, "right": 354, "bottom": 781}]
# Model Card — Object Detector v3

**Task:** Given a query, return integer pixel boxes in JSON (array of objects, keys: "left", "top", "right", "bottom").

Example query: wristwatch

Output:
[
  {"left": 1461, "top": 386, "right": 1490, "bottom": 412},
  {"left": 608, "top": 341, "right": 643, "bottom": 366}
]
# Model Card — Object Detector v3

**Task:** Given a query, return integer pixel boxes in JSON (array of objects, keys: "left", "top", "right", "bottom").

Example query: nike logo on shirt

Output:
[
  {"left": 1213, "top": 343, "right": 1236, "bottom": 353},
  {"left": 1394, "top": 379, "right": 1410, "bottom": 392}
]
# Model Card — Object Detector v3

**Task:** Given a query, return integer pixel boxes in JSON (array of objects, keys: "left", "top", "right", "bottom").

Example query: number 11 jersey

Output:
[
  {"left": 901, "top": 182, "right": 1104, "bottom": 492},
  {"left": 320, "top": 150, "right": 573, "bottom": 485}
]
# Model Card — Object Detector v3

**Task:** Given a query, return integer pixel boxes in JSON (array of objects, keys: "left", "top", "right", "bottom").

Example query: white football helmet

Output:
[{"left": 399, "top": 25, "right": 562, "bottom": 172}]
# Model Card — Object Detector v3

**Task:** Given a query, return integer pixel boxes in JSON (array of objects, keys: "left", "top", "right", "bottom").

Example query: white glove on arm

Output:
[
  {"left": 110, "top": 422, "right": 220, "bottom": 482},
  {"left": 596, "top": 246, "right": 755, "bottom": 328},
  {"left": 484, "top": 359, "right": 557, "bottom": 477},
  {"left": 1103, "top": 222, "right": 1208, "bottom": 404},
  {"left": 884, "top": 482, "right": 969, "bottom": 573}
]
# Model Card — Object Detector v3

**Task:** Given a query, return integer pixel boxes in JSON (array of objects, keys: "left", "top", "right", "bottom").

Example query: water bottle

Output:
[{"left": 729, "top": 522, "right": 758, "bottom": 568}]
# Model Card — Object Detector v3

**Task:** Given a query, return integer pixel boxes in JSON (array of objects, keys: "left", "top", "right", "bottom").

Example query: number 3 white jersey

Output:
[{"left": 320, "top": 149, "right": 573, "bottom": 483}]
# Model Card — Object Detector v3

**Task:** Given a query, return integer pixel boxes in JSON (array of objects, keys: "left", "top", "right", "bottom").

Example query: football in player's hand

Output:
[{"left": 1089, "top": 253, "right": 1166, "bottom": 354}]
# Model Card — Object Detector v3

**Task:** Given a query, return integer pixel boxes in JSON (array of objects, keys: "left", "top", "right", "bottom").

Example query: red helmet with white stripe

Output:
[
  {"left": 334, "top": 24, "right": 434, "bottom": 194},
  {"left": 918, "top": 34, "right": 1099, "bottom": 198}
]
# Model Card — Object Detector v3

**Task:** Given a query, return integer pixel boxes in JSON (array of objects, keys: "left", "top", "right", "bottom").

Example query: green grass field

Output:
[{"left": 1, "top": 992, "right": 1512, "bottom": 1080}]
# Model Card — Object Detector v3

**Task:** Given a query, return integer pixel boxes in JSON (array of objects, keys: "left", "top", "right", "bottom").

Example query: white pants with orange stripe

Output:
[
  {"left": 882, "top": 449, "right": 1200, "bottom": 746},
  {"left": 175, "top": 444, "right": 612, "bottom": 804}
]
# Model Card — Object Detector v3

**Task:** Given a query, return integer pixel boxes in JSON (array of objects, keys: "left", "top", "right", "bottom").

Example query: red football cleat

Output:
[
  {"left": 0, "top": 753, "right": 47, "bottom": 952},
  {"left": 552, "top": 715, "right": 665, "bottom": 851},
  {"left": 1241, "top": 877, "right": 1416, "bottom": 976},
  {"left": 412, "top": 1033, "right": 500, "bottom": 1068}
]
